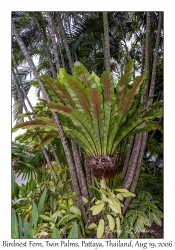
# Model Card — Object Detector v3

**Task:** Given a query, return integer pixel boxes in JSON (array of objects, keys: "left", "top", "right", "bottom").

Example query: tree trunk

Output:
[
  {"left": 33, "top": 13, "right": 57, "bottom": 78},
  {"left": 103, "top": 12, "right": 110, "bottom": 71},
  {"left": 12, "top": 20, "right": 88, "bottom": 225},
  {"left": 122, "top": 11, "right": 163, "bottom": 213},
  {"left": 85, "top": 157, "right": 94, "bottom": 199},
  {"left": 57, "top": 13, "right": 74, "bottom": 73},
  {"left": 71, "top": 141, "right": 89, "bottom": 200},
  {"left": 56, "top": 13, "right": 90, "bottom": 203},
  {"left": 123, "top": 134, "right": 142, "bottom": 189},
  {"left": 148, "top": 12, "right": 163, "bottom": 105},
  {"left": 50, "top": 143, "right": 62, "bottom": 169},
  {"left": 46, "top": 12, "right": 60, "bottom": 72},
  {"left": 122, "top": 136, "right": 135, "bottom": 179}
]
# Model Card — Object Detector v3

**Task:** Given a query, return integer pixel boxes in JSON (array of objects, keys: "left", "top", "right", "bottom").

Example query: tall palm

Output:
[
  {"left": 12, "top": 19, "right": 88, "bottom": 225},
  {"left": 122, "top": 12, "right": 163, "bottom": 213}
]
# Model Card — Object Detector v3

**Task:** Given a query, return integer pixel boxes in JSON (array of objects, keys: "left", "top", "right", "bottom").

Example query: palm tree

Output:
[
  {"left": 122, "top": 12, "right": 163, "bottom": 213},
  {"left": 12, "top": 11, "right": 163, "bottom": 219},
  {"left": 12, "top": 18, "right": 88, "bottom": 225}
]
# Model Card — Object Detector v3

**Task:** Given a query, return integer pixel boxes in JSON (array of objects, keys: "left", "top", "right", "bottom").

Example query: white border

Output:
[{"left": 1, "top": 1, "right": 175, "bottom": 248}]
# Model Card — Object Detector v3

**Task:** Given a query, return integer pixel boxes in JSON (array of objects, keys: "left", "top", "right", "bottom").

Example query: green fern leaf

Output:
[
  {"left": 100, "top": 71, "right": 115, "bottom": 102},
  {"left": 116, "top": 60, "right": 134, "bottom": 109}
]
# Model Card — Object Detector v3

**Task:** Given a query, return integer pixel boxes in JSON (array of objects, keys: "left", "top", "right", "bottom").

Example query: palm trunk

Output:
[
  {"left": 66, "top": 12, "right": 78, "bottom": 61},
  {"left": 50, "top": 143, "right": 62, "bottom": 169},
  {"left": 92, "top": 33, "right": 97, "bottom": 73},
  {"left": 85, "top": 157, "right": 94, "bottom": 199},
  {"left": 148, "top": 12, "right": 163, "bottom": 105},
  {"left": 46, "top": 12, "right": 60, "bottom": 72},
  {"left": 103, "top": 12, "right": 110, "bottom": 71},
  {"left": 123, "top": 134, "right": 142, "bottom": 189},
  {"left": 122, "top": 136, "right": 135, "bottom": 179},
  {"left": 33, "top": 13, "right": 57, "bottom": 78},
  {"left": 57, "top": 13, "right": 74, "bottom": 73},
  {"left": 123, "top": 133, "right": 147, "bottom": 214},
  {"left": 142, "top": 12, "right": 151, "bottom": 102},
  {"left": 119, "top": 22, "right": 132, "bottom": 61},
  {"left": 122, "top": 12, "right": 162, "bottom": 213},
  {"left": 71, "top": 141, "right": 89, "bottom": 200},
  {"left": 12, "top": 20, "right": 88, "bottom": 225},
  {"left": 56, "top": 13, "right": 90, "bottom": 202},
  {"left": 57, "top": 36, "right": 65, "bottom": 68}
]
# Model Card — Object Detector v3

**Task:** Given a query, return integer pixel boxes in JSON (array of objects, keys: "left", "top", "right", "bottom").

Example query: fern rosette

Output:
[{"left": 13, "top": 61, "right": 163, "bottom": 179}]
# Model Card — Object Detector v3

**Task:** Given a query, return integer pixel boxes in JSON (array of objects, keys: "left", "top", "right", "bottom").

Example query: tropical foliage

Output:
[
  {"left": 11, "top": 11, "right": 163, "bottom": 238},
  {"left": 13, "top": 60, "right": 163, "bottom": 179},
  {"left": 12, "top": 168, "right": 81, "bottom": 238},
  {"left": 121, "top": 191, "right": 163, "bottom": 238}
]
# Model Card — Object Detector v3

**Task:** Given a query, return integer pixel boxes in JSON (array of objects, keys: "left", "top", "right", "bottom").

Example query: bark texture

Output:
[
  {"left": 103, "top": 12, "right": 111, "bottom": 71},
  {"left": 46, "top": 12, "right": 60, "bottom": 72}
]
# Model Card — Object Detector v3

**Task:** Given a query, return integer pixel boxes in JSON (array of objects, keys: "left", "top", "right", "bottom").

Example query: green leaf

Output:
[
  {"left": 102, "top": 101, "right": 113, "bottom": 154},
  {"left": 107, "top": 214, "right": 115, "bottom": 231},
  {"left": 52, "top": 227, "right": 61, "bottom": 238},
  {"left": 110, "top": 197, "right": 122, "bottom": 214},
  {"left": 137, "top": 211, "right": 151, "bottom": 226},
  {"left": 108, "top": 204, "right": 119, "bottom": 214},
  {"left": 57, "top": 214, "right": 79, "bottom": 227},
  {"left": 129, "top": 120, "right": 163, "bottom": 136},
  {"left": 100, "top": 70, "right": 115, "bottom": 101},
  {"left": 90, "top": 202, "right": 105, "bottom": 215},
  {"left": 148, "top": 211, "right": 154, "bottom": 225},
  {"left": 122, "top": 73, "right": 146, "bottom": 114},
  {"left": 115, "top": 188, "right": 130, "bottom": 193},
  {"left": 120, "top": 192, "right": 136, "bottom": 198},
  {"left": 111, "top": 118, "right": 143, "bottom": 152},
  {"left": 151, "top": 208, "right": 163, "bottom": 219},
  {"left": 69, "top": 205, "right": 82, "bottom": 216},
  {"left": 38, "top": 188, "right": 47, "bottom": 214},
  {"left": 32, "top": 202, "right": 38, "bottom": 231},
  {"left": 12, "top": 120, "right": 57, "bottom": 133},
  {"left": 125, "top": 209, "right": 136, "bottom": 217},
  {"left": 135, "top": 218, "right": 145, "bottom": 231},
  {"left": 116, "top": 60, "right": 134, "bottom": 109},
  {"left": 60, "top": 70, "right": 91, "bottom": 114},
  {"left": 91, "top": 71, "right": 100, "bottom": 86},
  {"left": 68, "top": 221, "right": 78, "bottom": 238},
  {"left": 74, "top": 61, "right": 93, "bottom": 88},
  {"left": 116, "top": 217, "right": 121, "bottom": 238},
  {"left": 23, "top": 220, "right": 33, "bottom": 238},
  {"left": 39, "top": 215, "right": 54, "bottom": 223},
  {"left": 12, "top": 209, "right": 19, "bottom": 238},
  {"left": 86, "top": 223, "right": 97, "bottom": 230},
  {"left": 41, "top": 75, "right": 66, "bottom": 103},
  {"left": 18, "top": 215, "right": 23, "bottom": 238},
  {"left": 97, "top": 219, "right": 104, "bottom": 238},
  {"left": 128, "top": 213, "right": 137, "bottom": 227},
  {"left": 151, "top": 212, "right": 162, "bottom": 226}
]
